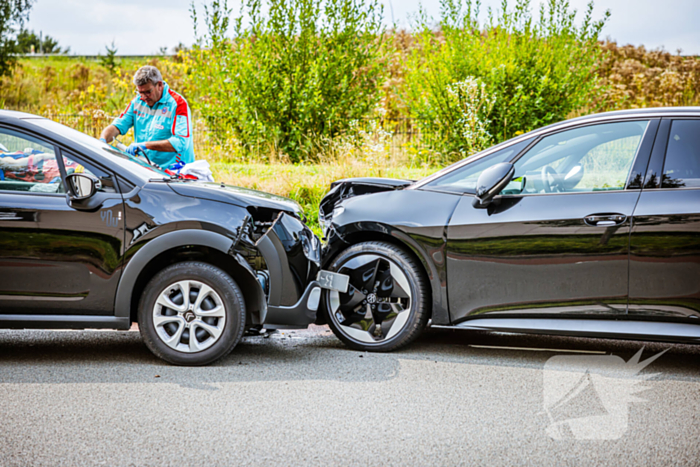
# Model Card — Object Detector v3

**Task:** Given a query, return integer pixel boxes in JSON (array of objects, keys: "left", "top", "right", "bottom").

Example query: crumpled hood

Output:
[
  {"left": 319, "top": 177, "right": 414, "bottom": 223},
  {"left": 167, "top": 181, "right": 303, "bottom": 217}
]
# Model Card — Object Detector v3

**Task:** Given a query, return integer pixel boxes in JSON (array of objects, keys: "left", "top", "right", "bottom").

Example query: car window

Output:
[
  {"left": 62, "top": 152, "right": 118, "bottom": 193},
  {"left": 662, "top": 120, "right": 700, "bottom": 188},
  {"left": 424, "top": 138, "right": 533, "bottom": 193},
  {"left": 0, "top": 128, "right": 64, "bottom": 194},
  {"left": 511, "top": 121, "right": 649, "bottom": 194}
]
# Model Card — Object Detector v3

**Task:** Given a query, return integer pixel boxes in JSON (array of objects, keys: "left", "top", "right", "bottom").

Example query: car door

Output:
[
  {"left": 0, "top": 127, "right": 125, "bottom": 315},
  {"left": 443, "top": 119, "right": 658, "bottom": 322},
  {"left": 628, "top": 118, "right": 700, "bottom": 320}
]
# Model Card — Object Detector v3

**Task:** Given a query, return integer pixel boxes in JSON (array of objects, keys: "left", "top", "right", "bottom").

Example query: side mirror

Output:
[
  {"left": 66, "top": 173, "right": 101, "bottom": 201},
  {"left": 472, "top": 162, "right": 515, "bottom": 208}
]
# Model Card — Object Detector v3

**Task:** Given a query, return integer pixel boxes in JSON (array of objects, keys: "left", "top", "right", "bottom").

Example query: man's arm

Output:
[
  {"left": 106, "top": 100, "right": 135, "bottom": 143},
  {"left": 100, "top": 125, "right": 121, "bottom": 143},
  {"left": 145, "top": 140, "right": 176, "bottom": 152}
]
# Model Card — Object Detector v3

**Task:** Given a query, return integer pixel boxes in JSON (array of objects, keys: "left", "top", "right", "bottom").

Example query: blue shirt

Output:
[{"left": 112, "top": 82, "right": 195, "bottom": 168}]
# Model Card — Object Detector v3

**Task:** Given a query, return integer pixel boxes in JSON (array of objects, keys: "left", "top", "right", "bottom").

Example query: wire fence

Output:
[{"left": 42, "top": 113, "right": 438, "bottom": 161}]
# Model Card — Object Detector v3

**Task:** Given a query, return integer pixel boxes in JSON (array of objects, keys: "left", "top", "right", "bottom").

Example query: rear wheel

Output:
[
  {"left": 138, "top": 261, "right": 246, "bottom": 366},
  {"left": 322, "top": 241, "right": 430, "bottom": 351}
]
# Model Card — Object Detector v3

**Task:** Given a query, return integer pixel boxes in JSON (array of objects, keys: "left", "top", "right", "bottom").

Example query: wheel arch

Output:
[{"left": 114, "top": 230, "right": 266, "bottom": 326}]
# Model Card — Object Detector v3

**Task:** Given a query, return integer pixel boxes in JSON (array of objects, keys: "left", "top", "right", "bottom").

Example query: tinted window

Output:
[
  {"left": 663, "top": 120, "right": 700, "bottom": 188},
  {"left": 512, "top": 121, "right": 649, "bottom": 194},
  {"left": 425, "top": 138, "right": 533, "bottom": 193},
  {"left": 0, "top": 129, "right": 64, "bottom": 194}
]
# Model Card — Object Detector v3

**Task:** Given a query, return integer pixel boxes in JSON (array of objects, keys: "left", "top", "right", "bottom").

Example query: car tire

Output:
[
  {"left": 322, "top": 241, "right": 430, "bottom": 352},
  {"left": 138, "top": 261, "right": 246, "bottom": 366}
]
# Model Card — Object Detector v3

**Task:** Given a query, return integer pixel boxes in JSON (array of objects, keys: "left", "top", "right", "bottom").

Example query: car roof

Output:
[
  {"left": 0, "top": 110, "right": 50, "bottom": 121},
  {"left": 544, "top": 106, "right": 700, "bottom": 127}
]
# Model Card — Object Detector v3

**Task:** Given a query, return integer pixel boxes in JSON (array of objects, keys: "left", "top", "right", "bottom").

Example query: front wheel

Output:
[
  {"left": 138, "top": 261, "right": 246, "bottom": 366},
  {"left": 322, "top": 241, "right": 430, "bottom": 352}
]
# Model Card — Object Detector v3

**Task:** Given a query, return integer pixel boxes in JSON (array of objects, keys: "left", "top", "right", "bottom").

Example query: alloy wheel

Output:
[
  {"left": 327, "top": 254, "right": 413, "bottom": 344},
  {"left": 152, "top": 280, "right": 226, "bottom": 353}
]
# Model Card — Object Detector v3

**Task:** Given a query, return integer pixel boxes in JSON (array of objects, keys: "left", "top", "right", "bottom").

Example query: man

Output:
[{"left": 100, "top": 65, "right": 195, "bottom": 169}]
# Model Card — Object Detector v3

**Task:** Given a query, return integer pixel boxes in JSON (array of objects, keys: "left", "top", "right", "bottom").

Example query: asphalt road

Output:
[{"left": 0, "top": 325, "right": 698, "bottom": 466}]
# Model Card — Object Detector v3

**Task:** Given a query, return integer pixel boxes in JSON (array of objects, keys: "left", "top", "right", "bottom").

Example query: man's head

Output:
[{"left": 133, "top": 66, "right": 164, "bottom": 107}]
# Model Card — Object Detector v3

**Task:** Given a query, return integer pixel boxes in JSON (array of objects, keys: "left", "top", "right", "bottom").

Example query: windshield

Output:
[{"left": 24, "top": 118, "right": 171, "bottom": 179}]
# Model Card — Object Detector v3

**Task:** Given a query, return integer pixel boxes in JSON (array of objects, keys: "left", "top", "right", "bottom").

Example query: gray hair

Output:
[{"left": 133, "top": 66, "right": 163, "bottom": 86}]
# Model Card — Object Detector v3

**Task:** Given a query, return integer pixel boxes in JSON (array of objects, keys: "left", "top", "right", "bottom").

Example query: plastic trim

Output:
[
  {"left": 435, "top": 318, "right": 700, "bottom": 343},
  {"left": 0, "top": 315, "right": 130, "bottom": 330},
  {"left": 264, "top": 281, "right": 322, "bottom": 328}
]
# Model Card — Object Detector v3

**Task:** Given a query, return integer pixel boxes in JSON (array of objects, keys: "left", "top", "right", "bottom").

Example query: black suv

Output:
[{"left": 0, "top": 110, "right": 342, "bottom": 365}]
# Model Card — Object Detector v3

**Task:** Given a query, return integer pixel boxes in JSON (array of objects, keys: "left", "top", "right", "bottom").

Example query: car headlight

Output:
[
  {"left": 300, "top": 227, "right": 321, "bottom": 264},
  {"left": 333, "top": 205, "right": 345, "bottom": 218},
  {"left": 321, "top": 205, "right": 345, "bottom": 239}
]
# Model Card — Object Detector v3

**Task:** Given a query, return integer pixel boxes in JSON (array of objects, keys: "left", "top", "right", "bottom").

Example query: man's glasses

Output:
[{"left": 135, "top": 83, "right": 162, "bottom": 97}]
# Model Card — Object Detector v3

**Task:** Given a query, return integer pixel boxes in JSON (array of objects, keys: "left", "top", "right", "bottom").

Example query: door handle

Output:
[{"left": 584, "top": 213, "right": 627, "bottom": 227}]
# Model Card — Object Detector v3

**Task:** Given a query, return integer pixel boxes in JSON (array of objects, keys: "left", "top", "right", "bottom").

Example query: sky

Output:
[{"left": 25, "top": 0, "right": 700, "bottom": 56}]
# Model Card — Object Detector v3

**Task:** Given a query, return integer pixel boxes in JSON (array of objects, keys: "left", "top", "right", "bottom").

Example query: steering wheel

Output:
[{"left": 540, "top": 165, "right": 559, "bottom": 193}]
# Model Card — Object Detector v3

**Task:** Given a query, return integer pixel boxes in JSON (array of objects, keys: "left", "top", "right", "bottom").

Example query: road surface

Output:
[{"left": 0, "top": 325, "right": 698, "bottom": 465}]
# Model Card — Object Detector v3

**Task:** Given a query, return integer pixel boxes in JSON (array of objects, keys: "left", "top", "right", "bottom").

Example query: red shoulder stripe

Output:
[
  {"left": 169, "top": 89, "right": 190, "bottom": 138},
  {"left": 119, "top": 101, "right": 132, "bottom": 118},
  {"left": 168, "top": 89, "right": 189, "bottom": 117}
]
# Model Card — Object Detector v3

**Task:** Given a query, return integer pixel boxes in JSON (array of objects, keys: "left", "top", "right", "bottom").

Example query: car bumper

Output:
[{"left": 255, "top": 212, "right": 346, "bottom": 328}]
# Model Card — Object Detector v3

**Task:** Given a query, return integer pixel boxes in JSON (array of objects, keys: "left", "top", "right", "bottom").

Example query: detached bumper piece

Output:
[
  {"left": 264, "top": 280, "right": 323, "bottom": 328},
  {"left": 255, "top": 212, "right": 347, "bottom": 328}
]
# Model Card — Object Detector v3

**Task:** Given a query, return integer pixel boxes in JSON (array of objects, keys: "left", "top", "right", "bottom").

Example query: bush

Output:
[
  {"left": 590, "top": 41, "right": 700, "bottom": 111},
  {"left": 187, "top": 0, "right": 388, "bottom": 163},
  {"left": 403, "top": 0, "right": 609, "bottom": 163}
]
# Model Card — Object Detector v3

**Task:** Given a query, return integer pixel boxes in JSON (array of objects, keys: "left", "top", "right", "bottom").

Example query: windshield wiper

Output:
[{"left": 113, "top": 138, "right": 160, "bottom": 169}]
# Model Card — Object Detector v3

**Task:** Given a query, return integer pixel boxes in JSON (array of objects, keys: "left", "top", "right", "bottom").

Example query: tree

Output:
[
  {"left": 0, "top": 0, "right": 33, "bottom": 76},
  {"left": 16, "top": 28, "right": 68, "bottom": 54},
  {"left": 99, "top": 41, "right": 120, "bottom": 74}
]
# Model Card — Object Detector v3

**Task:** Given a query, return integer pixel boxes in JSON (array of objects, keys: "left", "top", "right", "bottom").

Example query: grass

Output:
[{"left": 210, "top": 162, "right": 436, "bottom": 236}]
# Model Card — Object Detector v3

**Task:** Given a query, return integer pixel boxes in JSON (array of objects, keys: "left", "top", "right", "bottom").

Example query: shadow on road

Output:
[{"left": 0, "top": 326, "right": 696, "bottom": 389}]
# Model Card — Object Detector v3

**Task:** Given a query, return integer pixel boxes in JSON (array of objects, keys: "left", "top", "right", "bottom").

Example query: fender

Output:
[
  {"left": 328, "top": 221, "right": 451, "bottom": 325},
  {"left": 113, "top": 229, "right": 266, "bottom": 320}
]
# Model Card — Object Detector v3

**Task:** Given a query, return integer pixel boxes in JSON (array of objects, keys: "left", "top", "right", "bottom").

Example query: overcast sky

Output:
[{"left": 26, "top": 0, "right": 700, "bottom": 55}]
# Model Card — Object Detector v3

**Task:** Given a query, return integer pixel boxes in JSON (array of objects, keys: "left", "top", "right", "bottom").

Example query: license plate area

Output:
[{"left": 317, "top": 270, "right": 349, "bottom": 293}]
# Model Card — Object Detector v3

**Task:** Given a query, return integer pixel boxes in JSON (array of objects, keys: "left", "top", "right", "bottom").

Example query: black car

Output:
[
  {"left": 319, "top": 108, "right": 700, "bottom": 351},
  {"left": 0, "top": 110, "right": 346, "bottom": 365}
]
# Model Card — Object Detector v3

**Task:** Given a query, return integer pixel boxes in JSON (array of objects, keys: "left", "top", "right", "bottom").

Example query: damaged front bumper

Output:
[{"left": 253, "top": 212, "right": 347, "bottom": 329}]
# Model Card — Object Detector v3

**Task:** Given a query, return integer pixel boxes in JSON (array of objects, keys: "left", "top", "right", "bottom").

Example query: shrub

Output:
[
  {"left": 187, "top": 0, "right": 388, "bottom": 163},
  {"left": 590, "top": 41, "right": 700, "bottom": 111},
  {"left": 403, "top": 0, "right": 610, "bottom": 163}
]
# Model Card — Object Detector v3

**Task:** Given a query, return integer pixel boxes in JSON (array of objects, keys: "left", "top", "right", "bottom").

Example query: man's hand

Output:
[
  {"left": 126, "top": 142, "right": 147, "bottom": 156},
  {"left": 100, "top": 125, "right": 121, "bottom": 144}
]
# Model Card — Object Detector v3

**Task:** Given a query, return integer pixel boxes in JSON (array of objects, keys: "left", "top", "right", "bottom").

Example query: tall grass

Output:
[{"left": 213, "top": 161, "right": 434, "bottom": 235}]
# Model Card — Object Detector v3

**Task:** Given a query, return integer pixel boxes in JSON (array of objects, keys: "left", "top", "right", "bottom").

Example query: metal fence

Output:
[
  {"left": 43, "top": 113, "right": 222, "bottom": 152},
  {"left": 42, "top": 113, "right": 437, "bottom": 161}
]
